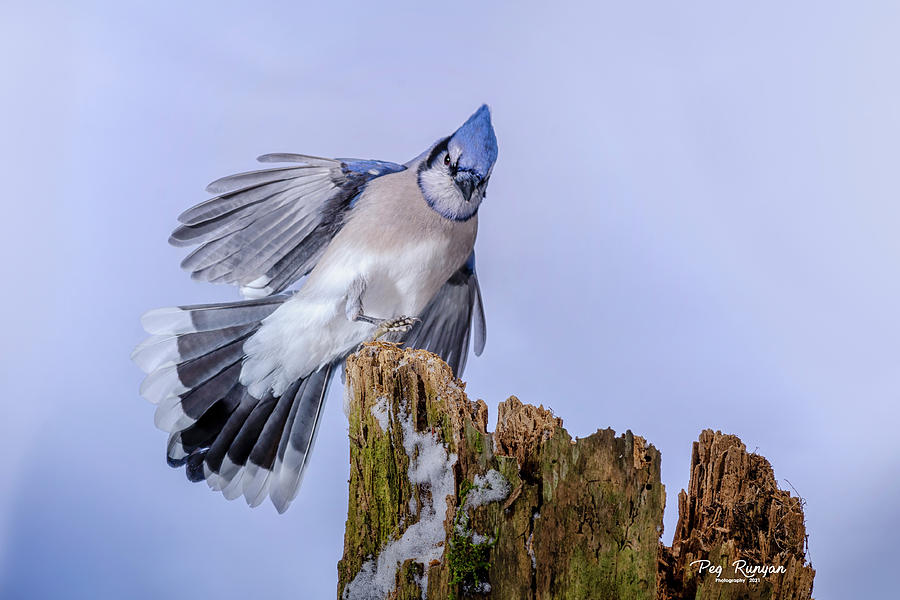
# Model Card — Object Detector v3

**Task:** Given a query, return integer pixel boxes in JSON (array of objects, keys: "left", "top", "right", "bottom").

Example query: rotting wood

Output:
[
  {"left": 658, "top": 430, "right": 816, "bottom": 600},
  {"left": 337, "top": 343, "right": 815, "bottom": 600}
]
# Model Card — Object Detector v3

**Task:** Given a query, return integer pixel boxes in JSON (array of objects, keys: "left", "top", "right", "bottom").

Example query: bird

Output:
[{"left": 132, "top": 105, "right": 498, "bottom": 513}]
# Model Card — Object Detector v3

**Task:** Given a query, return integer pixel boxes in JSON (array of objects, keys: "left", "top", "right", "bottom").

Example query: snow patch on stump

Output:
[
  {"left": 370, "top": 396, "right": 390, "bottom": 431},
  {"left": 343, "top": 401, "right": 458, "bottom": 600},
  {"left": 465, "top": 469, "right": 510, "bottom": 510}
]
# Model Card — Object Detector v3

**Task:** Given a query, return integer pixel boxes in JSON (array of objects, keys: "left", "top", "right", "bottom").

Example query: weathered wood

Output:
[
  {"left": 659, "top": 431, "right": 816, "bottom": 600},
  {"left": 337, "top": 344, "right": 815, "bottom": 600},
  {"left": 338, "top": 343, "right": 664, "bottom": 599}
]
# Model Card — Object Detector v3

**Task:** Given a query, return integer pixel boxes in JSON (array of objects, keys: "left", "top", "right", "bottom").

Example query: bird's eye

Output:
[{"left": 444, "top": 154, "right": 451, "bottom": 166}]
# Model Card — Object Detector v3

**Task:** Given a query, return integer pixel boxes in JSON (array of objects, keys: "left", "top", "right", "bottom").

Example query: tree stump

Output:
[
  {"left": 658, "top": 431, "right": 816, "bottom": 600},
  {"left": 337, "top": 343, "right": 815, "bottom": 600}
]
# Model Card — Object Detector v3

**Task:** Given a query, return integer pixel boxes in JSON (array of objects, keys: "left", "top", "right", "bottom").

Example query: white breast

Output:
[
  {"left": 361, "top": 236, "right": 454, "bottom": 317},
  {"left": 238, "top": 167, "right": 477, "bottom": 398},
  {"left": 240, "top": 231, "right": 468, "bottom": 398}
]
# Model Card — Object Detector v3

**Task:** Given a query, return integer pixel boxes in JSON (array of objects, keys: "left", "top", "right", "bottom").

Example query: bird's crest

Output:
[{"left": 448, "top": 104, "right": 498, "bottom": 179}]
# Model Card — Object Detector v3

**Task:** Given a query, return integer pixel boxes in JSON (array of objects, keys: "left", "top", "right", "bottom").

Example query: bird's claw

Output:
[{"left": 372, "top": 316, "right": 418, "bottom": 341}]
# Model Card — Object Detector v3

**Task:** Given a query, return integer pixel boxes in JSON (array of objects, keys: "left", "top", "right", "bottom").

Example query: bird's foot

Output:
[{"left": 372, "top": 316, "right": 418, "bottom": 341}]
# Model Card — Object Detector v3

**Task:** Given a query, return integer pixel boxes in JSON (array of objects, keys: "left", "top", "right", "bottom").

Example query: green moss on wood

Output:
[
  {"left": 339, "top": 345, "right": 669, "bottom": 600},
  {"left": 447, "top": 529, "right": 495, "bottom": 598}
]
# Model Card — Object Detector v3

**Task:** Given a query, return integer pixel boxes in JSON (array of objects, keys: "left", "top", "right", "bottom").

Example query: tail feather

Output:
[
  {"left": 242, "top": 464, "right": 272, "bottom": 508},
  {"left": 132, "top": 325, "right": 260, "bottom": 374},
  {"left": 152, "top": 354, "right": 244, "bottom": 430},
  {"left": 140, "top": 363, "right": 187, "bottom": 404},
  {"left": 155, "top": 392, "right": 194, "bottom": 432},
  {"left": 174, "top": 335, "right": 248, "bottom": 388},
  {"left": 134, "top": 294, "right": 336, "bottom": 512},
  {"left": 270, "top": 364, "right": 332, "bottom": 511},
  {"left": 177, "top": 324, "right": 257, "bottom": 364},
  {"left": 131, "top": 335, "right": 178, "bottom": 373},
  {"left": 141, "top": 296, "right": 285, "bottom": 334},
  {"left": 227, "top": 397, "right": 279, "bottom": 469},
  {"left": 203, "top": 388, "right": 257, "bottom": 476},
  {"left": 241, "top": 383, "right": 300, "bottom": 508},
  {"left": 269, "top": 378, "right": 308, "bottom": 507},
  {"left": 168, "top": 398, "right": 236, "bottom": 466},
  {"left": 179, "top": 364, "right": 243, "bottom": 419},
  {"left": 185, "top": 452, "right": 208, "bottom": 483},
  {"left": 249, "top": 383, "right": 297, "bottom": 468}
]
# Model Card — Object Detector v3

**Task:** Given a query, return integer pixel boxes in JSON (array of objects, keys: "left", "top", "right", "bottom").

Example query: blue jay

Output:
[{"left": 133, "top": 105, "right": 498, "bottom": 513}]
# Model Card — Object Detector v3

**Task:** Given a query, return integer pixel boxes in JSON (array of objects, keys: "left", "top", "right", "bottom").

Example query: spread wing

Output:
[
  {"left": 402, "top": 252, "right": 486, "bottom": 377},
  {"left": 170, "top": 154, "right": 406, "bottom": 297}
]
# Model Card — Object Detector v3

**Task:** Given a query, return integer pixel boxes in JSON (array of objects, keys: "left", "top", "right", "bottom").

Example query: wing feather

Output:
[
  {"left": 205, "top": 165, "right": 322, "bottom": 194},
  {"left": 177, "top": 178, "right": 299, "bottom": 227},
  {"left": 402, "top": 252, "right": 486, "bottom": 377},
  {"left": 171, "top": 156, "right": 406, "bottom": 295}
]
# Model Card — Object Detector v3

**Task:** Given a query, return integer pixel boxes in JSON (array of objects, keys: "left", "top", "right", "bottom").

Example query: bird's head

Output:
[{"left": 418, "top": 104, "right": 498, "bottom": 221}]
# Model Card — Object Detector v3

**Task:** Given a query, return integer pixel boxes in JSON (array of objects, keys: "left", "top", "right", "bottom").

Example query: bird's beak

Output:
[{"left": 455, "top": 174, "right": 476, "bottom": 203}]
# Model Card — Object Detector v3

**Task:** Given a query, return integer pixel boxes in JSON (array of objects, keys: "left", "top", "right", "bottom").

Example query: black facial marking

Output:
[{"left": 425, "top": 137, "right": 450, "bottom": 168}]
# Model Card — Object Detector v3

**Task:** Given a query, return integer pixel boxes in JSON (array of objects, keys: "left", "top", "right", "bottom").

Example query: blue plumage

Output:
[
  {"left": 449, "top": 104, "right": 499, "bottom": 180},
  {"left": 339, "top": 159, "right": 407, "bottom": 177},
  {"left": 135, "top": 106, "right": 498, "bottom": 513},
  {"left": 417, "top": 105, "right": 498, "bottom": 222}
]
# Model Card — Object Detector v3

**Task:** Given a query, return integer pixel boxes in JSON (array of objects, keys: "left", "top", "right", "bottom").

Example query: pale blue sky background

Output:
[{"left": 2, "top": 1, "right": 898, "bottom": 598}]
